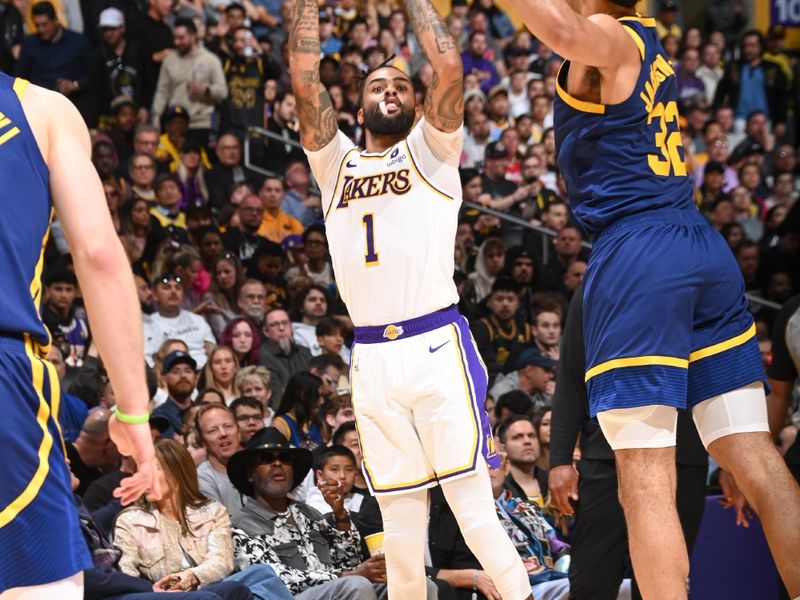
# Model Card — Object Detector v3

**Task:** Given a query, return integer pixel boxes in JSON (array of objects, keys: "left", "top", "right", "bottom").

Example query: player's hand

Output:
[
  {"left": 347, "top": 554, "right": 386, "bottom": 583},
  {"left": 548, "top": 464, "right": 579, "bottom": 516},
  {"left": 718, "top": 469, "right": 752, "bottom": 528},
  {"left": 474, "top": 570, "right": 501, "bottom": 600},
  {"left": 318, "top": 478, "right": 346, "bottom": 514},
  {"left": 109, "top": 415, "right": 162, "bottom": 504}
]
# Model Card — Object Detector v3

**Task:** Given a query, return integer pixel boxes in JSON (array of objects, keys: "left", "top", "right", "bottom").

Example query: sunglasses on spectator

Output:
[
  {"left": 157, "top": 273, "right": 182, "bottom": 285},
  {"left": 257, "top": 451, "right": 292, "bottom": 464}
]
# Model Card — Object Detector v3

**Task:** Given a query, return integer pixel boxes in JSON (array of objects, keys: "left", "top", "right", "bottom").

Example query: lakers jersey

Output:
[
  {"left": 0, "top": 72, "right": 52, "bottom": 348},
  {"left": 553, "top": 17, "right": 695, "bottom": 235},
  {"left": 305, "top": 118, "right": 462, "bottom": 326}
]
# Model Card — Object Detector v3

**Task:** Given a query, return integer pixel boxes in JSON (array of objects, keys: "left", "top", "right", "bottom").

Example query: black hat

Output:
[
  {"left": 485, "top": 141, "right": 509, "bottom": 160},
  {"left": 149, "top": 415, "right": 171, "bottom": 434},
  {"left": 505, "top": 245, "right": 533, "bottom": 267},
  {"left": 318, "top": 8, "right": 332, "bottom": 21},
  {"left": 160, "top": 105, "right": 189, "bottom": 129},
  {"left": 704, "top": 160, "right": 725, "bottom": 175},
  {"left": 227, "top": 427, "right": 314, "bottom": 497},
  {"left": 516, "top": 347, "right": 558, "bottom": 370},
  {"left": 161, "top": 350, "right": 197, "bottom": 375},
  {"left": 659, "top": 0, "right": 678, "bottom": 11}
]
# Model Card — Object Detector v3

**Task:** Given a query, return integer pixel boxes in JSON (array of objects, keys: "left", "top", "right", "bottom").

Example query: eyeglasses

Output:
[
  {"left": 267, "top": 320, "right": 291, "bottom": 329},
  {"left": 779, "top": 152, "right": 794, "bottom": 159},
  {"left": 133, "top": 162, "right": 156, "bottom": 170},
  {"left": 257, "top": 450, "right": 292, "bottom": 464}
]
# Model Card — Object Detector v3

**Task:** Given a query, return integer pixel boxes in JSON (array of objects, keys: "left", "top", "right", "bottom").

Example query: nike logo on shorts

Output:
[{"left": 429, "top": 341, "right": 450, "bottom": 353}]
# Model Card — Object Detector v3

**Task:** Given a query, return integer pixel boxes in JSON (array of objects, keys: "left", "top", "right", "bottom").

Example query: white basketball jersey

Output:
[{"left": 305, "top": 118, "right": 463, "bottom": 326}]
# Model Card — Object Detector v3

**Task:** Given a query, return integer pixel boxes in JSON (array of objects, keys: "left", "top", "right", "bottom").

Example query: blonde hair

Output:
[{"left": 234, "top": 365, "right": 271, "bottom": 391}]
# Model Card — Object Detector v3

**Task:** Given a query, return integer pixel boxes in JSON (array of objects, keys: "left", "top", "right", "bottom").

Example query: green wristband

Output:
[{"left": 114, "top": 406, "right": 150, "bottom": 425}]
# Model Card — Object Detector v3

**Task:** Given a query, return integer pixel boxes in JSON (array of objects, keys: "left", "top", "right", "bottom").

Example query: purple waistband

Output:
[{"left": 354, "top": 305, "right": 460, "bottom": 344}]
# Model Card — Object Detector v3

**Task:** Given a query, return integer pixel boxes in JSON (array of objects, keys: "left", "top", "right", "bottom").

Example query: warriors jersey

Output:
[
  {"left": 554, "top": 17, "right": 695, "bottom": 236},
  {"left": 305, "top": 118, "right": 462, "bottom": 326},
  {"left": 0, "top": 71, "right": 53, "bottom": 348}
]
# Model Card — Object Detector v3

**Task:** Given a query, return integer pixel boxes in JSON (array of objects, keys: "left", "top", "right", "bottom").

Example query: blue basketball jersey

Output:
[
  {"left": 0, "top": 72, "right": 52, "bottom": 348},
  {"left": 554, "top": 17, "right": 695, "bottom": 235}
]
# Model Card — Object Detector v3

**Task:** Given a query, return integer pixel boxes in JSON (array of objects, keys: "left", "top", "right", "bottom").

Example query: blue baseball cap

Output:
[{"left": 516, "top": 347, "right": 558, "bottom": 370}]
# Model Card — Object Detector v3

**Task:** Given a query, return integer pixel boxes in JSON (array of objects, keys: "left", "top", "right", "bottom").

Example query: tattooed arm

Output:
[
  {"left": 404, "top": 0, "right": 463, "bottom": 133},
  {"left": 289, "top": 0, "right": 338, "bottom": 151}
]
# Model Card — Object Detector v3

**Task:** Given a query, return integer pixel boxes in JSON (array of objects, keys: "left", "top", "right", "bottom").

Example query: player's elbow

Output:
[
  {"left": 437, "top": 53, "right": 463, "bottom": 75},
  {"left": 71, "top": 235, "right": 127, "bottom": 275}
]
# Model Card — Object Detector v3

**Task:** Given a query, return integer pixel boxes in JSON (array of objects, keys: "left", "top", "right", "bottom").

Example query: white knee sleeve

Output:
[
  {"left": 691, "top": 382, "right": 769, "bottom": 449},
  {"left": 597, "top": 405, "right": 678, "bottom": 450},
  {"left": 441, "top": 461, "right": 531, "bottom": 600},
  {"left": 1, "top": 573, "right": 83, "bottom": 600},
  {"left": 376, "top": 490, "right": 429, "bottom": 600}
]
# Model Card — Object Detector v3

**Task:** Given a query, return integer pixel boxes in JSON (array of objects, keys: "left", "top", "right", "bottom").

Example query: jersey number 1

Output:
[
  {"left": 647, "top": 101, "right": 687, "bottom": 177},
  {"left": 362, "top": 214, "right": 379, "bottom": 266}
]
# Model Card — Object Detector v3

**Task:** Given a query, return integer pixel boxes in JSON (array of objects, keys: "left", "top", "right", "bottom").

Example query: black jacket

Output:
[{"left": 714, "top": 58, "right": 789, "bottom": 125}]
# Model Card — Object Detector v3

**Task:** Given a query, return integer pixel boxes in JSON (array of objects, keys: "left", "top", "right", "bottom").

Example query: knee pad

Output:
[
  {"left": 691, "top": 382, "right": 769, "bottom": 449},
  {"left": 597, "top": 405, "right": 678, "bottom": 450}
]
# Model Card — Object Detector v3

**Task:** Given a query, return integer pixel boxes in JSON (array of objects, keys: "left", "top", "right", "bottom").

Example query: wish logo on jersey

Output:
[{"left": 336, "top": 168, "right": 412, "bottom": 209}]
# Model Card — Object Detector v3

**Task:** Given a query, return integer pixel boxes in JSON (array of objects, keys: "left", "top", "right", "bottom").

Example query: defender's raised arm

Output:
[
  {"left": 288, "top": 0, "right": 338, "bottom": 151},
  {"left": 404, "top": 0, "right": 463, "bottom": 132}
]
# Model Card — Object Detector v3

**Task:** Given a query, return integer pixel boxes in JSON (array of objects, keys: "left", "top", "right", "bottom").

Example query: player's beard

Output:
[{"left": 362, "top": 102, "right": 416, "bottom": 136}]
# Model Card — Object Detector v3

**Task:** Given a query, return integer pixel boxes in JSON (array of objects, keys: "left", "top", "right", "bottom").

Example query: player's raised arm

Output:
[
  {"left": 503, "top": 0, "right": 638, "bottom": 70},
  {"left": 288, "top": 0, "right": 338, "bottom": 151},
  {"left": 404, "top": 0, "right": 463, "bottom": 132}
]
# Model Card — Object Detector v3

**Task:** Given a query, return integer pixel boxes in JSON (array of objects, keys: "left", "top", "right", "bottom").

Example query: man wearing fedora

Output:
[{"left": 228, "top": 428, "right": 436, "bottom": 599}]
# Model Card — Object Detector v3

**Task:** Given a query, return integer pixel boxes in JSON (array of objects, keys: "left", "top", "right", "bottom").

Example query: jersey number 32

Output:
[{"left": 647, "top": 100, "right": 687, "bottom": 177}]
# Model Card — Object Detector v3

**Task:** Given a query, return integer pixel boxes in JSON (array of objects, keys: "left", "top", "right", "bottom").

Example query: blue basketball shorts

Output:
[
  {"left": 583, "top": 208, "right": 767, "bottom": 417},
  {"left": 0, "top": 335, "right": 90, "bottom": 593}
]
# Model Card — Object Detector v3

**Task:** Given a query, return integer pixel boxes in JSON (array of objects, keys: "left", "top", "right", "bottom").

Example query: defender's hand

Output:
[{"left": 110, "top": 415, "right": 162, "bottom": 504}]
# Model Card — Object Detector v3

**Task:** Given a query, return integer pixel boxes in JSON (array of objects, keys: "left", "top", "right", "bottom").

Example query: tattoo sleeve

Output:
[
  {"left": 404, "top": 0, "right": 463, "bottom": 132},
  {"left": 289, "top": 0, "right": 338, "bottom": 151}
]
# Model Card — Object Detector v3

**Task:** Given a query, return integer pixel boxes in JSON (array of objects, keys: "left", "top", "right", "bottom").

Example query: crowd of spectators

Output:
[{"left": 18, "top": 0, "right": 800, "bottom": 596}]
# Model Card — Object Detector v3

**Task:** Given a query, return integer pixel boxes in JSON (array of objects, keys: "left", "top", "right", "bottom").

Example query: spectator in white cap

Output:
[{"left": 90, "top": 7, "right": 148, "bottom": 128}]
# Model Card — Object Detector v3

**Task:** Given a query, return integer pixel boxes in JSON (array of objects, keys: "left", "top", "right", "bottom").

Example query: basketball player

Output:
[
  {"left": 289, "top": 1, "right": 531, "bottom": 599},
  {"left": 502, "top": 0, "right": 800, "bottom": 598},
  {"left": 0, "top": 77, "right": 159, "bottom": 598}
]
